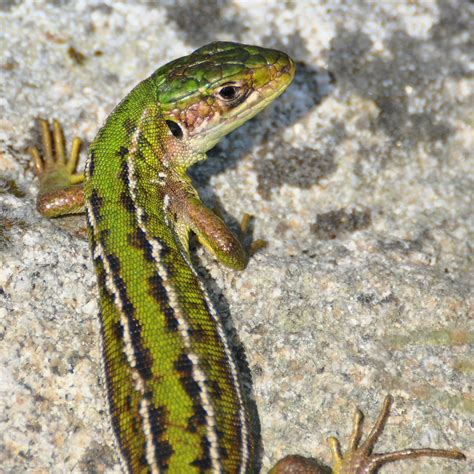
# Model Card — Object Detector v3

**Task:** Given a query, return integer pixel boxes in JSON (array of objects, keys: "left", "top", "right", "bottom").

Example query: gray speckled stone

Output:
[{"left": 1, "top": 1, "right": 472, "bottom": 473}]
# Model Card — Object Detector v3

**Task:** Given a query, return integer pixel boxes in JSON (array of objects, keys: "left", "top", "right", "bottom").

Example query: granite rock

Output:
[{"left": 0, "top": 1, "right": 472, "bottom": 472}]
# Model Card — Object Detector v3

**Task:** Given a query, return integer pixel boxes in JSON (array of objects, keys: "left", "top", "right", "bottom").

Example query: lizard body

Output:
[{"left": 29, "top": 42, "right": 465, "bottom": 474}]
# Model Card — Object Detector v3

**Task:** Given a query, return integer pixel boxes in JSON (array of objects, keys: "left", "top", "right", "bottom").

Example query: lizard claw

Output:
[
  {"left": 269, "top": 395, "right": 465, "bottom": 474},
  {"left": 29, "top": 119, "right": 85, "bottom": 217}
]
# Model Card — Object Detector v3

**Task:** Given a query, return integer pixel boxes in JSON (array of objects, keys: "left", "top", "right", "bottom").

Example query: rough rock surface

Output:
[{"left": 0, "top": 1, "right": 472, "bottom": 472}]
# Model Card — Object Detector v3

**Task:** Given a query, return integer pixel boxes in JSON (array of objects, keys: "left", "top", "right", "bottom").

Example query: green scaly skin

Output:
[
  {"left": 85, "top": 43, "right": 294, "bottom": 474},
  {"left": 34, "top": 42, "right": 295, "bottom": 473},
  {"left": 29, "top": 42, "right": 465, "bottom": 474}
]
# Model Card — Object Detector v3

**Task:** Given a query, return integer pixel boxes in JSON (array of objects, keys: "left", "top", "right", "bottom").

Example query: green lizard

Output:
[{"left": 29, "top": 42, "right": 465, "bottom": 473}]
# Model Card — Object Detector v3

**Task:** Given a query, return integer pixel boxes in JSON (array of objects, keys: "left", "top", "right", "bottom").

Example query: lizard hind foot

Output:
[
  {"left": 268, "top": 395, "right": 465, "bottom": 474},
  {"left": 328, "top": 394, "right": 465, "bottom": 474}
]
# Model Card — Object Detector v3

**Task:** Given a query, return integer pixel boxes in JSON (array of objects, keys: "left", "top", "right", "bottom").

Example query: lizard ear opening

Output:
[{"left": 166, "top": 120, "right": 183, "bottom": 139}]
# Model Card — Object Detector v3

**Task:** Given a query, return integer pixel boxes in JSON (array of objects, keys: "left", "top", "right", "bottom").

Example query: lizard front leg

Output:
[
  {"left": 164, "top": 183, "right": 249, "bottom": 270},
  {"left": 29, "top": 119, "right": 85, "bottom": 217}
]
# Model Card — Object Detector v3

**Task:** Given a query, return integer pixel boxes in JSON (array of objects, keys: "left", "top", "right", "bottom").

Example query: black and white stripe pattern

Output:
[
  {"left": 126, "top": 145, "right": 224, "bottom": 472},
  {"left": 85, "top": 109, "right": 250, "bottom": 472}
]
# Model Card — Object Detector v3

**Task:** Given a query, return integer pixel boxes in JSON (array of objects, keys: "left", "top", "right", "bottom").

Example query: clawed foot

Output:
[
  {"left": 239, "top": 213, "right": 267, "bottom": 255},
  {"left": 328, "top": 395, "right": 464, "bottom": 473},
  {"left": 29, "top": 119, "right": 85, "bottom": 217},
  {"left": 269, "top": 395, "right": 465, "bottom": 474}
]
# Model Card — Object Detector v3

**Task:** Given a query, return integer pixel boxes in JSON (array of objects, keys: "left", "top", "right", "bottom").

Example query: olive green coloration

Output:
[
  {"left": 29, "top": 42, "right": 465, "bottom": 474},
  {"left": 83, "top": 42, "right": 295, "bottom": 473},
  {"left": 32, "top": 42, "right": 295, "bottom": 473}
]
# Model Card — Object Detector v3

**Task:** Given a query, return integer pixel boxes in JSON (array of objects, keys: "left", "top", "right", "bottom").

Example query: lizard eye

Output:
[
  {"left": 217, "top": 85, "right": 241, "bottom": 101},
  {"left": 166, "top": 120, "right": 183, "bottom": 139}
]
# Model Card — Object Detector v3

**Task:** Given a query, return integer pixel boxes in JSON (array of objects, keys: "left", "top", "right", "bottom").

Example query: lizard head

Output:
[{"left": 153, "top": 42, "right": 295, "bottom": 154}]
